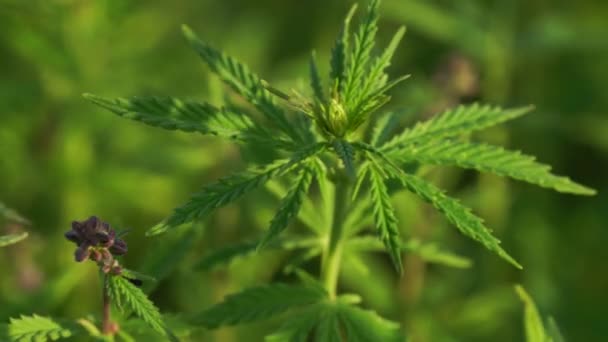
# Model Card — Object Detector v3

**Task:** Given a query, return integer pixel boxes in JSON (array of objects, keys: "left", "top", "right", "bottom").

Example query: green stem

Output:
[{"left": 321, "top": 176, "right": 351, "bottom": 299}]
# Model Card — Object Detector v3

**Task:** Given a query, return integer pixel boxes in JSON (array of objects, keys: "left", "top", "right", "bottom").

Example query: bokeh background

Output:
[{"left": 1, "top": 0, "right": 606, "bottom": 341}]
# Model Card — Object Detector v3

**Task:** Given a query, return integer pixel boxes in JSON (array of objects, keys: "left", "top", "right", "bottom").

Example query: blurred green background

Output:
[{"left": 1, "top": 0, "right": 606, "bottom": 341}]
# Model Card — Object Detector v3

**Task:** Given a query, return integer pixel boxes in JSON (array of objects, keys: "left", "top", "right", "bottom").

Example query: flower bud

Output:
[
  {"left": 326, "top": 99, "right": 348, "bottom": 137},
  {"left": 90, "top": 249, "right": 102, "bottom": 262},
  {"left": 75, "top": 244, "right": 91, "bottom": 262}
]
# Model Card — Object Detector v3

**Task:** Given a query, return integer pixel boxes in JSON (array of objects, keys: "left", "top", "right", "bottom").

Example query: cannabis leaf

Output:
[
  {"left": 0, "top": 202, "right": 30, "bottom": 226},
  {"left": 391, "top": 139, "right": 595, "bottom": 195},
  {"left": 148, "top": 142, "right": 327, "bottom": 235},
  {"left": 83, "top": 94, "right": 285, "bottom": 147},
  {"left": 182, "top": 25, "right": 304, "bottom": 143},
  {"left": 264, "top": 305, "right": 324, "bottom": 342},
  {"left": 192, "top": 284, "right": 327, "bottom": 328},
  {"left": 0, "top": 232, "right": 28, "bottom": 247},
  {"left": 366, "top": 160, "right": 403, "bottom": 271},
  {"left": 258, "top": 166, "right": 316, "bottom": 249},
  {"left": 7, "top": 315, "right": 73, "bottom": 342},
  {"left": 107, "top": 275, "right": 174, "bottom": 340},
  {"left": 381, "top": 103, "right": 533, "bottom": 150}
]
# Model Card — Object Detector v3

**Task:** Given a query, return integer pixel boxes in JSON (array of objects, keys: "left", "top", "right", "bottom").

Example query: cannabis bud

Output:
[
  {"left": 65, "top": 216, "right": 127, "bottom": 274},
  {"left": 325, "top": 99, "right": 348, "bottom": 137}
]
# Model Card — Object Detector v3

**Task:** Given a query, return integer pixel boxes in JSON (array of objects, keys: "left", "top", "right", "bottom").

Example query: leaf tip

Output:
[{"left": 146, "top": 222, "right": 169, "bottom": 237}]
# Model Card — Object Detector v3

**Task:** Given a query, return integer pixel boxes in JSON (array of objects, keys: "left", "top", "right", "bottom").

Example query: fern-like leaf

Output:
[
  {"left": 344, "top": 0, "right": 379, "bottom": 107},
  {"left": 338, "top": 303, "right": 402, "bottom": 342},
  {"left": 148, "top": 142, "right": 327, "bottom": 235},
  {"left": 0, "top": 232, "right": 28, "bottom": 247},
  {"left": 330, "top": 4, "right": 357, "bottom": 94},
  {"left": 332, "top": 139, "right": 356, "bottom": 179},
  {"left": 515, "top": 285, "right": 548, "bottom": 342},
  {"left": 367, "top": 160, "right": 403, "bottom": 272},
  {"left": 392, "top": 140, "right": 595, "bottom": 195},
  {"left": 8, "top": 315, "right": 73, "bottom": 342},
  {"left": 394, "top": 171, "right": 521, "bottom": 268},
  {"left": 309, "top": 51, "right": 326, "bottom": 104},
  {"left": 382, "top": 103, "right": 533, "bottom": 150},
  {"left": 193, "top": 284, "right": 327, "bottom": 328},
  {"left": 83, "top": 94, "right": 284, "bottom": 147},
  {"left": 182, "top": 25, "right": 301, "bottom": 142},
  {"left": 361, "top": 26, "right": 406, "bottom": 98},
  {"left": 107, "top": 275, "right": 172, "bottom": 339},
  {"left": 258, "top": 166, "right": 315, "bottom": 249}
]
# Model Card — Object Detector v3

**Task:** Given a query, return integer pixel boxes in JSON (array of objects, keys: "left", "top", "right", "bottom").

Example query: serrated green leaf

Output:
[
  {"left": 148, "top": 142, "right": 327, "bottom": 236},
  {"left": 193, "top": 284, "right": 327, "bottom": 328},
  {"left": 266, "top": 178, "right": 323, "bottom": 233},
  {"left": 0, "top": 232, "right": 28, "bottom": 247},
  {"left": 8, "top": 315, "right": 73, "bottom": 342},
  {"left": 309, "top": 51, "right": 326, "bottom": 104},
  {"left": 370, "top": 111, "right": 400, "bottom": 147},
  {"left": 106, "top": 275, "right": 173, "bottom": 340},
  {"left": 515, "top": 285, "right": 548, "bottom": 342},
  {"left": 382, "top": 103, "right": 533, "bottom": 150},
  {"left": 332, "top": 139, "right": 356, "bottom": 179},
  {"left": 258, "top": 166, "right": 315, "bottom": 249},
  {"left": 391, "top": 140, "right": 596, "bottom": 195},
  {"left": 361, "top": 26, "right": 406, "bottom": 98},
  {"left": 83, "top": 94, "right": 283, "bottom": 147},
  {"left": 338, "top": 303, "right": 403, "bottom": 342},
  {"left": 395, "top": 171, "right": 521, "bottom": 269},
  {"left": 181, "top": 25, "right": 301, "bottom": 142},
  {"left": 367, "top": 161, "right": 403, "bottom": 272},
  {"left": 330, "top": 4, "right": 357, "bottom": 94},
  {"left": 344, "top": 0, "right": 380, "bottom": 106},
  {"left": 354, "top": 141, "right": 521, "bottom": 268}
]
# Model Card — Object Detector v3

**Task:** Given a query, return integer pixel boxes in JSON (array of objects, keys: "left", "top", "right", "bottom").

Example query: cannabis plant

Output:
[{"left": 80, "top": 0, "right": 594, "bottom": 340}]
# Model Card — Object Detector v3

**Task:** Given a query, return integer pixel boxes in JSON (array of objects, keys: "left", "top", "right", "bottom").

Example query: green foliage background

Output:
[{"left": 1, "top": 0, "right": 606, "bottom": 340}]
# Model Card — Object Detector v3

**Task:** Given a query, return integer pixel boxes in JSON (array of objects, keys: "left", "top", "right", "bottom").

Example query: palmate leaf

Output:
[
  {"left": 394, "top": 170, "right": 521, "bottom": 269},
  {"left": 182, "top": 25, "right": 302, "bottom": 142},
  {"left": 148, "top": 142, "right": 327, "bottom": 236},
  {"left": 106, "top": 275, "right": 174, "bottom": 340},
  {"left": 361, "top": 26, "right": 406, "bottom": 99},
  {"left": 382, "top": 103, "right": 534, "bottom": 151},
  {"left": 83, "top": 94, "right": 285, "bottom": 147},
  {"left": 367, "top": 160, "right": 403, "bottom": 272},
  {"left": 391, "top": 139, "right": 595, "bottom": 195},
  {"left": 514, "top": 285, "right": 548, "bottom": 342},
  {"left": 193, "top": 284, "right": 327, "bottom": 328},
  {"left": 309, "top": 51, "right": 326, "bottom": 104},
  {"left": 0, "top": 232, "right": 28, "bottom": 247},
  {"left": 8, "top": 315, "right": 73, "bottom": 342},
  {"left": 355, "top": 141, "right": 521, "bottom": 268},
  {"left": 258, "top": 166, "right": 316, "bottom": 249}
]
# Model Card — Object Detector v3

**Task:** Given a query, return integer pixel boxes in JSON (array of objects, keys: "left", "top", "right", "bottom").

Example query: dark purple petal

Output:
[
  {"left": 64, "top": 230, "right": 81, "bottom": 244},
  {"left": 90, "top": 249, "right": 102, "bottom": 262},
  {"left": 75, "top": 245, "right": 91, "bottom": 262},
  {"left": 109, "top": 239, "right": 128, "bottom": 255}
]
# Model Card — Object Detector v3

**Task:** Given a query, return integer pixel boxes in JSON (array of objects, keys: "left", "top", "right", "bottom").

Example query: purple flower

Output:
[{"left": 64, "top": 216, "right": 128, "bottom": 264}]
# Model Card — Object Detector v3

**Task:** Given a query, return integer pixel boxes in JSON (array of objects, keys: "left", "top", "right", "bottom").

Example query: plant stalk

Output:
[
  {"left": 321, "top": 175, "right": 351, "bottom": 299},
  {"left": 102, "top": 274, "right": 113, "bottom": 335}
]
